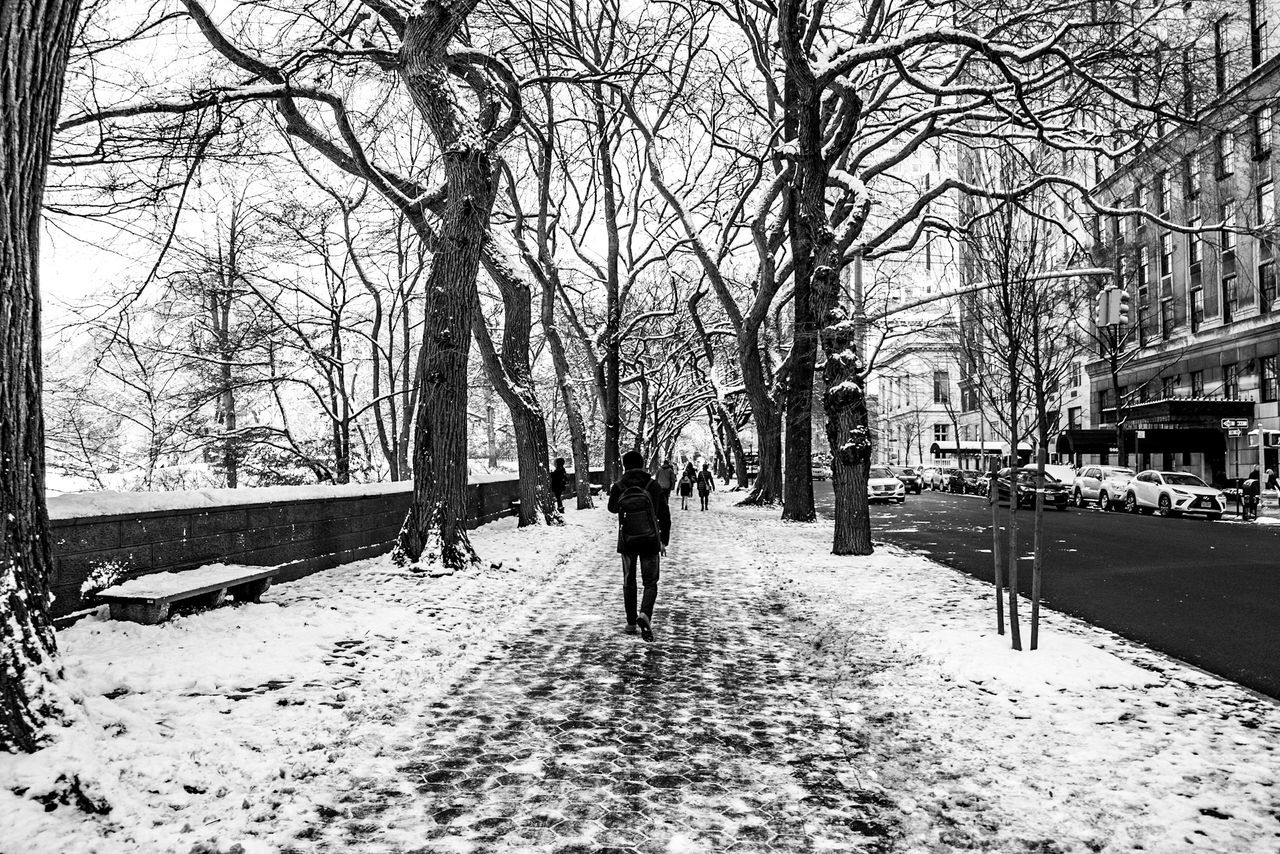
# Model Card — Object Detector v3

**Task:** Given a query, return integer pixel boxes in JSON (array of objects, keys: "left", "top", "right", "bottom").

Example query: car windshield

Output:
[
  {"left": 901, "top": 468, "right": 915, "bottom": 475},
  {"left": 1163, "top": 472, "right": 1207, "bottom": 487},
  {"left": 869, "top": 467, "right": 894, "bottom": 479},
  {"left": 1105, "top": 468, "right": 1135, "bottom": 478}
]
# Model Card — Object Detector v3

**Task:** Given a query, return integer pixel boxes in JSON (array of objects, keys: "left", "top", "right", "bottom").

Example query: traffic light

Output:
[
  {"left": 1114, "top": 289, "right": 1132, "bottom": 326},
  {"left": 1095, "top": 290, "right": 1113, "bottom": 327}
]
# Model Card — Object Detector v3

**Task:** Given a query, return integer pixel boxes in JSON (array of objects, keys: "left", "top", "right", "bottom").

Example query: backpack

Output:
[
  {"left": 679, "top": 474, "right": 693, "bottom": 488},
  {"left": 616, "top": 484, "right": 659, "bottom": 550}
]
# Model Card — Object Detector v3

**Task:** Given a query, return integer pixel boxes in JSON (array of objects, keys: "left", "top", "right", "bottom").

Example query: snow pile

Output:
[
  {"left": 0, "top": 511, "right": 600, "bottom": 853},
  {"left": 95, "top": 564, "right": 274, "bottom": 599}
]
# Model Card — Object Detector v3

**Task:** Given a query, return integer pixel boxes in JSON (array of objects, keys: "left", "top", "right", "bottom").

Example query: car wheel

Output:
[
  {"left": 1098, "top": 491, "right": 1109, "bottom": 511},
  {"left": 1157, "top": 495, "right": 1173, "bottom": 517},
  {"left": 896, "top": 497, "right": 905, "bottom": 504},
  {"left": 1124, "top": 492, "right": 1139, "bottom": 514}
]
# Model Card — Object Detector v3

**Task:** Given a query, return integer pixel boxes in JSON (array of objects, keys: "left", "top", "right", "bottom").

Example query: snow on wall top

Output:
[{"left": 47, "top": 473, "right": 523, "bottom": 521}]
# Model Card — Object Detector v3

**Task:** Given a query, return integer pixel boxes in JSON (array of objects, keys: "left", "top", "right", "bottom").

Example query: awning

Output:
[
  {"left": 1056, "top": 427, "right": 1228, "bottom": 456},
  {"left": 1098, "top": 396, "right": 1252, "bottom": 426},
  {"left": 929, "top": 441, "right": 1031, "bottom": 457}
]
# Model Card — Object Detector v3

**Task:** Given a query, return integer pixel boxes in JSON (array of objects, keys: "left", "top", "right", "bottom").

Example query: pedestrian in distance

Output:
[
  {"left": 678, "top": 463, "right": 695, "bottom": 510},
  {"left": 724, "top": 460, "right": 734, "bottom": 486},
  {"left": 1243, "top": 475, "right": 1261, "bottom": 521},
  {"left": 550, "top": 457, "right": 568, "bottom": 513},
  {"left": 654, "top": 457, "right": 677, "bottom": 505},
  {"left": 1268, "top": 468, "right": 1279, "bottom": 506},
  {"left": 696, "top": 462, "right": 715, "bottom": 510},
  {"left": 607, "top": 450, "right": 672, "bottom": 642}
]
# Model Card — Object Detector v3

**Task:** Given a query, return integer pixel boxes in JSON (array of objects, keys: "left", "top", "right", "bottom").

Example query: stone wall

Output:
[{"left": 50, "top": 472, "right": 601, "bottom": 620}]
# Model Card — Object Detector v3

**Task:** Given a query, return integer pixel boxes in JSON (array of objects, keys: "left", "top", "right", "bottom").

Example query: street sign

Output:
[
  {"left": 1228, "top": 429, "right": 1242, "bottom": 437},
  {"left": 1222, "top": 418, "right": 1250, "bottom": 429}
]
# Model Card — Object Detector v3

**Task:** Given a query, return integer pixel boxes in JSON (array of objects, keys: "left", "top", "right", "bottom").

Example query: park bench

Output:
[{"left": 95, "top": 564, "right": 278, "bottom": 625}]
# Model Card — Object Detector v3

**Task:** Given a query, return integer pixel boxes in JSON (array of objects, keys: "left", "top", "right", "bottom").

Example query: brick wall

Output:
[{"left": 50, "top": 471, "right": 601, "bottom": 620}]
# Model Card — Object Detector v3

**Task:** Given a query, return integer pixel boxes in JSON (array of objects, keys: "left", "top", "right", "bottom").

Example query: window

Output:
[
  {"left": 1184, "top": 150, "right": 1201, "bottom": 198},
  {"left": 1099, "top": 387, "right": 1112, "bottom": 412},
  {"left": 1223, "top": 273, "right": 1239, "bottom": 322},
  {"left": 1069, "top": 360, "right": 1082, "bottom": 387},
  {"left": 1260, "top": 181, "right": 1276, "bottom": 223},
  {"left": 1214, "top": 15, "right": 1230, "bottom": 93},
  {"left": 1191, "top": 287, "right": 1204, "bottom": 331},
  {"left": 1263, "top": 355, "right": 1279, "bottom": 401},
  {"left": 1254, "top": 106, "right": 1273, "bottom": 159},
  {"left": 1161, "top": 298, "right": 1176, "bottom": 338},
  {"left": 1190, "top": 370, "right": 1204, "bottom": 396},
  {"left": 1068, "top": 407, "right": 1082, "bottom": 430},
  {"left": 1162, "top": 375, "right": 1177, "bottom": 398},
  {"left": 934, "top": 423, "right": 949, "bottom": 443},
  {"left": 1159, "top": 232, "right": 1174, "bottom": 282},
  {"left": 1252, "top": 0, "right": 1268, "bottom": 67},
  {"left": 1157, "top": 171, "right": 1171, "bottom": 214},
  {"left": 1217, "top": 132, "right": 1234, "bottom": 178},
  {"left": 1134, "top": 184, "right": 1148, "bottom": 233},
  {"left": 1224, "top": 362, "right": 1241, "bottom": 398},
  {"left": 1138, "top": 247, "right": 1151, "bottom": 344},
  {"left": 1261, "top": 257, "right": 1277, "bottom": 311},
  {"left": 933, "top": 371, "right": 949, "bottom": 404},
  {"left": 1222, "top": 201, "right": 1237, "bottom": 254}
]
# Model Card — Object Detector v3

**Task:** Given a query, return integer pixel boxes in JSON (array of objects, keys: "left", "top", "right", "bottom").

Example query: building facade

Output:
[{"left": 1081, "top": 10, "right": 1280, "bottom": 484}]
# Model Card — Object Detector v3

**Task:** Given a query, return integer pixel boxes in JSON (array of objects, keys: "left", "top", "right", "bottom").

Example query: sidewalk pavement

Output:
[{"left": 4, "top": 496, "right": 1280, "bottom": 853}]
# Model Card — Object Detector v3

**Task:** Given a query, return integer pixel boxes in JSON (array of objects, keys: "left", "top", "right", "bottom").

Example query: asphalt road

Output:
[{"left": 813, "top": 482, "right": 1280, "bottom": 699}]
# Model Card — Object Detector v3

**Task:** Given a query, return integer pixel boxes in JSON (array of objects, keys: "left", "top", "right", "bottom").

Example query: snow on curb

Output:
[{"left": 0, "top": 509, "right": 604, "bottom": 853}]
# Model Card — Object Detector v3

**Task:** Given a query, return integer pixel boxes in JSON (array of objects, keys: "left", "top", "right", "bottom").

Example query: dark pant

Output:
[
  {"left": 621, "top": 552, "right": 660, "bottom": 624},
  {"left": 698, "top": 490, "right": 710, "bottom": 509},
  {"left": 554, "top": 489, "right": 564, "bottom": 512}
]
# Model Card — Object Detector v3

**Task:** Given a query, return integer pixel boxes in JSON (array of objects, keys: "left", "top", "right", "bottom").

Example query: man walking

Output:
[
  {"left": 654, "top": 457, "right": 677, "bottom": 505},
  {"left": 608, "top": 450, "right": 672, "bottom": 642}
]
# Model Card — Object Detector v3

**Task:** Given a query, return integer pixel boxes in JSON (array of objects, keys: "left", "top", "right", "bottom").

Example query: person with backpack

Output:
[
  {"left": 550, "top": 457, "right": 568, "bottom": 513},
  {"left": 678, "top": 463, "right": 695, "bottom": 510},
  {"left": 653, "top": 458, "right": 677, "bottom": 505},
  {"left": 696, "top": 462, "right": 715, "bottom": 510},
  {"left": 607, "top": 450, "right": 672, "bottom": 641}
]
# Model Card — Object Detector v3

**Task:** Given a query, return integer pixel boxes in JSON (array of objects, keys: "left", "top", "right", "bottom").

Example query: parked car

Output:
[
  {"left": 930, "top": 467, "right": 960, "bottom": 491},
  {"left": 1123, "top": 470, "right": 1224, "bottom": 519},
  {"left": 812, "top": 463, "right": 833, "bottom": 480},
  {"left": 1020, "top": 463, "right": 1078, "bottom": 492},
  {"left": 920, "top": 466, "right": 942, "bottom": 490},
  {"left": 947, "top": 469, "right": 989, "bottom": 495},
  {"left": 867, "top": 466, "right": 907, "bottom": 503},
  {"left": 994, "top": 467, "right": 1070, "bottom": 510},
  {"left": 1073, "top": 465, "right": 1135, "bottom": 510},
  {"left": 892, "top": 466, "right": 924, "bottom": 494}
]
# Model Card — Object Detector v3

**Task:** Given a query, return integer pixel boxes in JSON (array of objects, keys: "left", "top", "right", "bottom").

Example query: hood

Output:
[
  {"left": 617, "top": 469, "right": 653, "bottom": 489},
  {"left": 1170, "top": 485, "right": 1221, "bottom": 496}
]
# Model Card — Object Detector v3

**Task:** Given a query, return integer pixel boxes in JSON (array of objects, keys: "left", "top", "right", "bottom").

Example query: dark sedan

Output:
[
  {"left": 947, "top": 469, "right": 989, "bottom": 495},
  {"left": 994, "top": 467, "right": 1070, "bottom": 510},
  {"left": 892, "top": 466, "right": 924, "bottom": 494}
]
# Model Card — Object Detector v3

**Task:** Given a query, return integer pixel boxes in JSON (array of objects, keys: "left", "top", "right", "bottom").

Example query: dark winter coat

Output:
[
  {"left": 654, "top": 463, "right": 677, "bottom": 492},
  {"left": 696, "top": 470, "right": 715, "bottom": 495},
  {"left": 678, "top": 475, "right": 694, "bottom": 497},
  {"left": 550, "top": 466, "right": 568, "bottom": 495},
  {"left": 607, "top": 469, "right": 672, "bottom": 556}
]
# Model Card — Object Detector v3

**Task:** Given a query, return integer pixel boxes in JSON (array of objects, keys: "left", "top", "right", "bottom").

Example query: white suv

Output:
[
  {"left": 1123, "top": 471, "right": 1224, "bottom": 520},
  {"left": 1073, "top": 465, "right": 1135, "bottom": 510}
]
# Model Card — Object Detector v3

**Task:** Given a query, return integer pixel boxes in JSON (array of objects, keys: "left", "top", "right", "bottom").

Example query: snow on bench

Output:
[{"left": 95, "top": 563, "right": 278, "bottom": 625}]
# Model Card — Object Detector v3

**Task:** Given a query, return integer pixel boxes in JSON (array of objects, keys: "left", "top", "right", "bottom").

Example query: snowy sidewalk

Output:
[
  {"left": 4, "top": 496, "right": 1280, "bottom": 853},
  {"left": 304, "top": 499, "right": 899, "bottom": 852}
]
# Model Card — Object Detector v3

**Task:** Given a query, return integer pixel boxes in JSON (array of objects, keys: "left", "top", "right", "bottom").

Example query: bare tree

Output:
[{"left": 1, "top": 0, "right": 81, "bottom": 755}]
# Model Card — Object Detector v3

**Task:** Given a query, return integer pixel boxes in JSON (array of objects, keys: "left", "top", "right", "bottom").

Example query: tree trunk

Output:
[
  {"left": 1, "top": 0, "right": 81, "bottom": 753},
  {"left": 392, "top": 26, "right": 493, "bottom": 570},
  {"left": 1005, "top": 399, "right": 1023, "bottom": 650},
  {"left": 989, "top": 455, "right": 1006, "bottom": 635},
  {"left": 821, "top": 300, "right": 873, "bottom": 555},
  {"left": 484, "top": 384, "right": 498, "bottom": 469}
]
